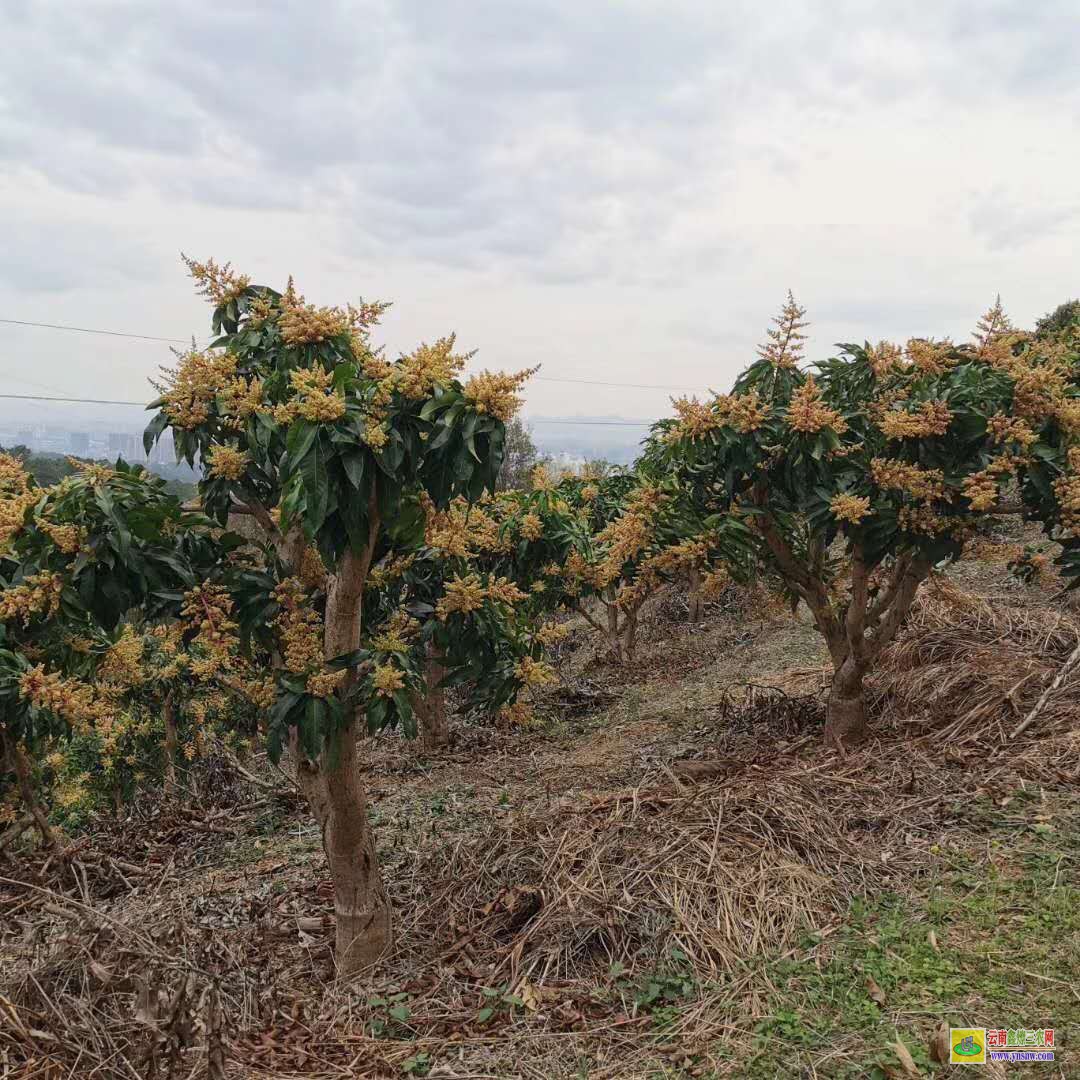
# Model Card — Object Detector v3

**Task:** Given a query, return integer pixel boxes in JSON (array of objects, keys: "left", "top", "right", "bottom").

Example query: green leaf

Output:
[
  {"left": 287, "top": 419, "right": 319, "bottom": 470},
  {"left": 301, "top": 435, "right": 330, "bottom": 535},
  {"left": 476, "top": 1007, "right": 495, "bottom": 1023}
]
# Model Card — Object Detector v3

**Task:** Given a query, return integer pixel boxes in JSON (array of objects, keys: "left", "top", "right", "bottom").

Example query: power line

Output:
[
  {"left": 0, "top": 392, "right": 150, "bottom": 407},
  {"left": 0, "top": 316, "right": 706, "bottom": 393},
  {"left": 532, "top": 375, "right": 701, "bottom": 392},
  {"left": 0, "top": 318, "right": 193, "bottom": 345},
  {"left": 0, "top": 391, "right": 654, "bottom": 426}
]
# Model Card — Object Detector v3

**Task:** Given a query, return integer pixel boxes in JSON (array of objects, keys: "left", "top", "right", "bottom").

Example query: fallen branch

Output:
[
  {"left": 1010, "top": 637, "right": 1080, "bottom": 740},
  {"left": 0, "top": 812, "right": 34, "bottom": 854}
]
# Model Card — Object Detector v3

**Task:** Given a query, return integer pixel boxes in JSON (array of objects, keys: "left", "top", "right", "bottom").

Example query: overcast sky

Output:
[{"left": 1, "top": 0, "right": 1077, "bottom": 445}]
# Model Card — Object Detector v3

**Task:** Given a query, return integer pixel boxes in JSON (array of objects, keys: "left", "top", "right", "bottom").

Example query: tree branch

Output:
[{"left": 867, "top": 555, "right": 931, "bottom": 657}]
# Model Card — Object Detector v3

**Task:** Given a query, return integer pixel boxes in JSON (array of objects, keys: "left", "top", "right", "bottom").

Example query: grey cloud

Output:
[
  {"left": 967, "top": 191, "right": 1079, "bottom": 250},
  {"left": 1, "top": 0, "right": 1078, "bottom": 288},
  {"left": 0, "top": 217, "right": 161, "bottom": 293}
]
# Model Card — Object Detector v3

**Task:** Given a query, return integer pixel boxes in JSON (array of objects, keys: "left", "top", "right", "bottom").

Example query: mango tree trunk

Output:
[
  {"left": 418, "top": 642, "right": 449, "bottom": 751},
  {"left": 303, "top": 539, "right": 392, "bottom": 977},
  {"left": 823, "top": 658, "right": 867, "bottom": 750},
  {"left": 297, "top": 727, "right": 391, "bottom": 974},
  {"left": 687, "top": 567, "right": 704, "bottom": 623},
  {"left": 4, "top": 735, "right": 53, "bottom": 848},
  {"left": 162, "top": 692, "right": 178, "bottom": 798}
]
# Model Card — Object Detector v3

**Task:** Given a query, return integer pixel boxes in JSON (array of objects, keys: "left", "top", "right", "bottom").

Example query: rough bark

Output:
[
  {"left": 624, "top": 607, "right": 639, "bottom": 663},
  {"left": 162, "top": 692, "right": 178, "bottom": 798},
  {"left": 296, "top": 729, "right": 391, "bottom": 976},
  {"left": 687, "top": 567, "right": 704, "bottom": 623},
  {"left": 295, "top": 503, "right": 392, "bottom": 978},
  {"left": 417, "top": 642, "right": 449, "bottom": 751},
  {"left": 6, "top": 737, "right": 54, "bottom": 848},
  {"left": 824, "top": 660, "right": 868, "bottom": 750}
]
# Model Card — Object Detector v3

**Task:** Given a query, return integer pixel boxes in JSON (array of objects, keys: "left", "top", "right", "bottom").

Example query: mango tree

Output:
[
  {"left": 147, "top": 259, "right": 529, "bottom": 973},
  {"left": 661, "top": 295, "right": 1080, "bottom": 748},
  {"left": 0, "top": 457, "right": 222, "bottom": 844}
]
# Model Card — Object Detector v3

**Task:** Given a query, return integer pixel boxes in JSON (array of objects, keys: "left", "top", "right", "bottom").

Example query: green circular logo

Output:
[{"left": 953, "top": 1038, "right": 983, "bottom": 1057}]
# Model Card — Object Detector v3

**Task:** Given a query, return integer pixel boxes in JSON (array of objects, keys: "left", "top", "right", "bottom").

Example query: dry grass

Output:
[
  {"left": 2, "top": 573, "right": 1079, "bottom": 1077},
  {"left": 875, "top": 578, "right": 1080, "bottom": 751}
]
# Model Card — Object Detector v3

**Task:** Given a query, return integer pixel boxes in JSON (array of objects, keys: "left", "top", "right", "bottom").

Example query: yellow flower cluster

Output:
[
  {"left": 98, "top": 626, "right": 146, "bottom": 687},
  {"left": 699, "top": 566, "right": 732, "bottom": 598},
  {"left": 757, "top": 291, "right": 808, "bottom": 369},
  {"left": 0, "top": 571, "right": 65, "bottom": 625},
  {"left": 535, "top": 621, "right": 571, "bottom": 647},
  {"left": 0, "top": 453, "right": 30, "bottom": 495},
  {"left": 519, "top": 512, "right": 543, "bottom": 541},
  {"left": 180, "top": 583, "right": 239, "bottom": 652},
  {"left": 435, "top": 573, "right": 526, "bottom": 620},
  {"left": 830, "top": 493, "right": 872, "bottom": 524},
  {"left": 1052, "top": 448, "right": 1080, "bottom": 534},
  {"left": 395, "top": 337, "right": 468, "bottom": 398},
  {"left": 515, "top": 656, "right": 556, "bottom": 687},
  {"left": 184, "top": 255, "right": 251, "bottom": 305},
  {"left": 206, "top": 444, "right": 249, "bottom": 481},
  {"left": 986, "top": 413, "right": 1038, "bottom": 449},
  {"left": 905, "top": 338, "right": 956, "bottom": 376},
  {"left": 422, "top": 496, "right": 508, "bottom": 558},
  {"left": 366, "top": 553, "right": 416, "bottom": 590},
  {"left": 668, "top": 396, "right": 720, "bottom": 440},
  {"left": 867, "top": 341, "right": 904, "bottom": 378},
  {"left": 370, "top": 610, "right": 419, "bottom": 653},
  {"left": 218, "top": 375, "right": 265, "bottom": 420},
  {"left": 786, "top": 377, "right": 848, "bottom": 435},
  {"left": 36, "top": 518, "right": 85, "bottom": 554},
  {"left": 18, "top": 664, "right": 103, "bottom": 733},
  {"left": 373, "top": 663, "right": 405, "bottom": 698},
  {"left": 870, "top": 458, "right": 946, "bottom": 503},
  {"left": 274, "top": 366, "right": 347, "bottom": 425},
  {"left": 897, "top": 505, "right": 958, "bottom": 536},
  {"left": 271, "top": 578, "right": 324, "bottom": 673},
  {"left": 462, "top": 366, "right": 537, "bottom": 423},
  {"left": 530, "top": 464, "right": 555, "bottom": 491},
  {"left": 961, "top": 456, "right": 1016, "bottom": 512},
  {"left": 580, "top": 484, "right": 599, "bottom": 502},
  {"left": 276, "top": 280, "right": 384, "bottom": 346},
  {"left": 161, "top": 348, "right": 240, "bottom": 429},
  {"left": 497, "top": 700, "right": 534, "bottom": 727},
  {"left": 296, "top": 544, "right": 328, "bottom": 591},
  {"left": 307, "top": 669, "right": 347, "bottom": 699},
  {"left": 877, "top": 400, "right": 953, "bottom": 439}
]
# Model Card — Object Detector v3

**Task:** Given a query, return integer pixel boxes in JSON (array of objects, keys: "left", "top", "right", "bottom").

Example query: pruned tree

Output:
[
  {"left": 661, "top": 293, "right": 1080, "bottom": 748},
  {"left": 146, "top": 259, "right": 530, "bottom": 974}
]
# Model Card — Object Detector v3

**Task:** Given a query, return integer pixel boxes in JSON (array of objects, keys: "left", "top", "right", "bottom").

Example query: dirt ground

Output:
[{"left": 2, "top": 550, "right": 1078, "bottom": 1078}]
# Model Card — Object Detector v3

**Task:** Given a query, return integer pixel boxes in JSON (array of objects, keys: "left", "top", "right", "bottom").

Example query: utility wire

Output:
[
  {"left": 1, "top": 317, "right": 706, "bottom": 393},
  {"left": 0, "top": 318, "right": 193, "bottom": 345},
  {"left": 0, "top": 391, "right": 652, "bottom": 425}
]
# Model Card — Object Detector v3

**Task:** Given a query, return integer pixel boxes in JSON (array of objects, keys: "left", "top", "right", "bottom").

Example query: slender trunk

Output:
[
  {"left": 7, "top": 738, "right": 53, "bottom": 848},
  {"left": 162, "top": 692, "right": 178, "bottom": 798},
  {"left": 296, "top": 525, "right": 392, "bottom": 977},
  {"left": 418, "top": 642, "right": 449, "bottom": 751},
  {"left": 297, "top": 728, "right": 391, "bottom": 975},
  {"left": 624, "top": 607, "right": 639, "bottom": 663},
  {"left": 687, "top": 567, "right": 704, "bottom": 623},
  {"left": 604, "top": 599, "right": 625, "bottom": 662},
  {"left": 824, "top": 657, "right": 867, "bottom": 751}
]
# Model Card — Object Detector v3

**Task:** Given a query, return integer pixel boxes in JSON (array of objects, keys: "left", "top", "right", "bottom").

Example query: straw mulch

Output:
[{"left": 874, "top": 583, "right": 1080, "bottom": 752}]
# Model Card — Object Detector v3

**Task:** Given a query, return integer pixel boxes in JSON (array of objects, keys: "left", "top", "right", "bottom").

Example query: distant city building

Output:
[{"left": 69, "top": 432, "right": 90, "bottom": 453}]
